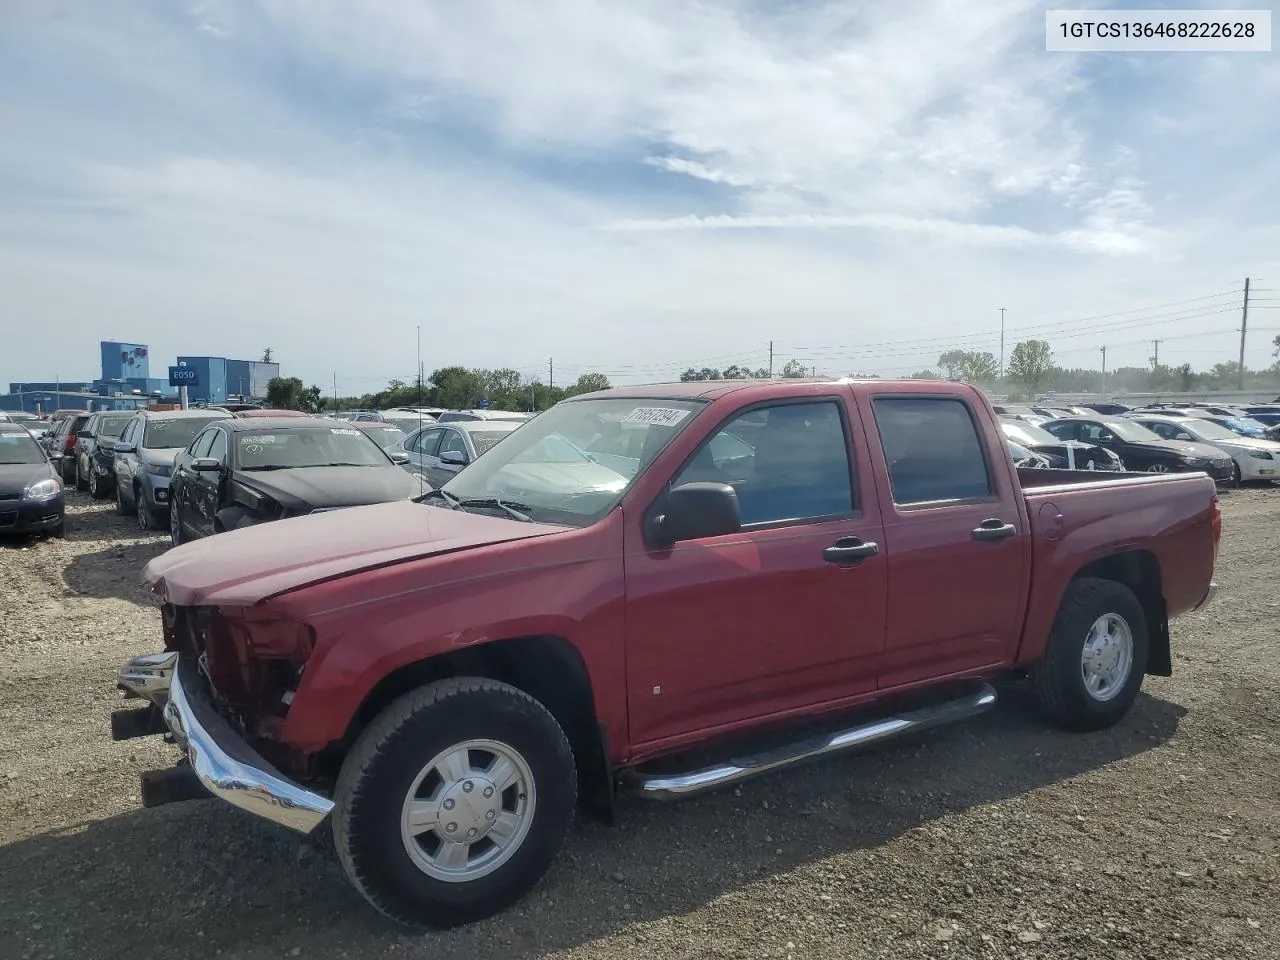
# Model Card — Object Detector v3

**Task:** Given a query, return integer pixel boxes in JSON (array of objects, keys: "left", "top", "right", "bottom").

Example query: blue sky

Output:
[{"left": 2, "top": 0, "right": 1278, "bottom": 393}]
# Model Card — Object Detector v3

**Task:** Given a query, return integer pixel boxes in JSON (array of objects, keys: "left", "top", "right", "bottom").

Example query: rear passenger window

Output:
[
  {"left": 872, "top": 397, "right": 994, "bottom": 505},
  {"left": 672, "top": 400, "right": 854, "bottom": 526}
]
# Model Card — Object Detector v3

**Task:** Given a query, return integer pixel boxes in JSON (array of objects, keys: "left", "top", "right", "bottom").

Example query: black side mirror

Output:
[
  {"left": 191, "top": 458, "right": 221, "bottom": 472},
  {"left": 440, "top": 450, "right": 469, "bottom": 466},
  {"left": 76, "top": 431, "right": 93, "bottom": 440},
  {"left": 651, "top": 482, "right": 741, "bottom": 546}
]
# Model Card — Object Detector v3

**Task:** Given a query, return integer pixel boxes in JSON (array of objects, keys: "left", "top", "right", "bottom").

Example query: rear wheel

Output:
[
  {"left": 1029, "top": 577, "right": 1149, "bottom": 731},
  {"left": 333, "top": 678, "right": 577, "bottom": 928}
]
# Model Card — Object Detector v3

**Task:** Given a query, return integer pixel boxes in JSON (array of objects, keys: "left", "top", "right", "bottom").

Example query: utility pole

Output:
[
  {"left": 1100, "top": 346, "right": 1107, "bottom": 397},
  {"left": 1238, "top": 277, "right": 1251, "bottom": 389},
  {"left": 333, "top": 372, "right": 338, "bottom": 413},
  {"left": 416, "top": 325, "right": 422, "bottom": 411},
  {"left": 999, "top": 307, "right": 1006, "bottom": 381},
  {"left": 1151, "top": 339, "right": 1161, "bottom": 370},
  {"left": 548, "top": 358, "right": 554, "bottom": 390},
  {"left": 769, "top": 341, "right": 774, "bottom": 377}
]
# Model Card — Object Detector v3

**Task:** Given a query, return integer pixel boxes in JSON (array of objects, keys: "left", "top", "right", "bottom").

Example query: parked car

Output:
[
  {"left": 1040, "top": 416, "right": 1234, "bottom": 481},
  {"left": 168, "top": 417, "right": 422, "bottom": 545},
  {"left": 1125, "top": 414, "right": 1280, "bottom": 485},
  {"left": 351, "top": 420, "right": 409, "bottom": 451},
  {"left": 989, "top": 405, "right": 1048, "bottom": 426},
  {"left": 381, "top": 411, "right": 441, "bottom": 434},
  {"left": 999, "top": 418, "right": 1124, "bottom": 471},
  {"left": 331, "top": 410, "right": 384, "bottom": 422},
  {"left": 116, "top": 378, "right": 1220, "bottom": 928},
  {"left": 1240, "top": 405, "right": 1280, "bottom": 432},
  {"left": 42, "top": 412, "right": 90, "bottom": 484},
  {"left": 0, "top": 422, "right": 65, "bottom": 537},
  {"left": 1129, "top": 406, "right": 1279, "bottom": 442},
  {"left": 435, "top": 409, "right": 532, "bottom": 423},
  {"left": 113, "top": 410, "right": 232, "bottom": 532},
  {"left": 393, "top": 419, "right": 525, "bottom": 489},
  {"left": 73, "top": 411, "right": 134, "bottom": 496},
  {"left": 1007, "top": 440, "right": 1050, "bottom": 468},
  {"left": 232, "top": 408, "right": 312, "bottom": 419},
  {"left": 1080, "top": 402, "right": 1131, "bottom": 416}
]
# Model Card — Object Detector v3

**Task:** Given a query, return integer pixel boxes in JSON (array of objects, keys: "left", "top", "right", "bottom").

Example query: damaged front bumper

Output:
[{"left": 117, "top": 653, "right": 334, "bottom": 834}]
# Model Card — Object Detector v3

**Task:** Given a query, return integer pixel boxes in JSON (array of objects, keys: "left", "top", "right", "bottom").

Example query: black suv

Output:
[{"left": 73, "top": 410, "right": 135, "bottom": 498}]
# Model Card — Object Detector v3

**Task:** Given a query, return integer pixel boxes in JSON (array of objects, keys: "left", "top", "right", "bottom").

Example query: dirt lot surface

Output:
[{"left": 1, "top": 489, "right": 1277, "bottom": 960}]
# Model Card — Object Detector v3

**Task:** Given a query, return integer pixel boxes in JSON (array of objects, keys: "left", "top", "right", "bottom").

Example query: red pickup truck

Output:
[{"left": 114, "top": 378, "right": 1220, "bottom": 928}]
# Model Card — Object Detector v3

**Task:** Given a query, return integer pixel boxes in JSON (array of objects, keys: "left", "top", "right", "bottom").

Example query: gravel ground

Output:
[{"left": 1, "top": 488, "right": 1277, "bottom": 960}]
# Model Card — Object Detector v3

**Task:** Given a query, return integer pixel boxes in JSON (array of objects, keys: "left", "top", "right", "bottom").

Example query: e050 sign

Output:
[{"left": 168, "top": 366, "right": 199, "bottom": 387}]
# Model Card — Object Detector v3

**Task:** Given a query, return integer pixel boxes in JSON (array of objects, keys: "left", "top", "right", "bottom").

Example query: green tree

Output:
[
  {"left": 937, "top": 349, "right": 999, "bottom": 383},
  {"left": 265, "top": 376, "right": 322, "bottom": 411},
  {"left": 429, "top": 366, "right": 484, "bottom": 409},
  {"left": 679, "top": 367, "right": 722, "bottom": 381},
  {"left": 780, "top": 359, "right": 808, "bottom": 378},
  {"left": 721, "top": 364, "right": 757, "bottom": 379},
  {"left": 564, "top": 372, "right": 611, "bottom": 396},
  {"left": 1006, "top": 340, "right": 1054, "bottom": 394},
  {"left": 908, "top": 369, "right": 941, "bottom": 379}
]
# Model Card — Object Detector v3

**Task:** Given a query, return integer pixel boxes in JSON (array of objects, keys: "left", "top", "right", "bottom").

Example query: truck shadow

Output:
[
  {"left": 62, "top": 540, "right": 169, "bottom": 606},
  {"left": 0, "top": 690, "right": 1186, "bottom": 960}
]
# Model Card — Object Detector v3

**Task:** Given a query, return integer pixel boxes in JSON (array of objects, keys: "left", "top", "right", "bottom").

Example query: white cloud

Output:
[{"left": 1, "top": 0, "right": 1278, "bottom": 392}]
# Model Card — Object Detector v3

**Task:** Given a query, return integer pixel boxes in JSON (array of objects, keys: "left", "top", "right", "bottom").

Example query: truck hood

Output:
[{"left": 144, "top": 499, "right": 567, "bottom": 607}]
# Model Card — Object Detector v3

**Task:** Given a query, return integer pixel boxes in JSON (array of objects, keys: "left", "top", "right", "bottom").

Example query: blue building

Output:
[
  {"left": 101, "top": 341, "right": 151, "bottom": 381},
  {"left": 176, "top": 356, "right": 229, "bottom": 404},
  {"left": 178, "top": 356, "right": 279, "bottom": 402}
]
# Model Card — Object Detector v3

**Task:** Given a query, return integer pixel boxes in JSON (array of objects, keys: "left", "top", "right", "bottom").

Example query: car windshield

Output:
[
  {"left": 440, "top": 398, "right": 705, "bottom": 526},
  {"left": 0, "top": 431, "right": 45, "bottom": 464},
  {"left": 1181, "top": 419, "right": 1239, "bottom": 441},
  {"left": 143, "top": 417, "right": 223, "bottom": 449},
  {"left": 471, "top": 430, "right": 519, "bottom": 456},
  {"left": 384, "top": 416, "right": 433, "bottom": 433},
  {"left": 97, "top": 414, "right": 133, "bottom": 438},
  {"left": 235, "top": 426, "right": 391, "bottom": 469},
  {"left": 364, "top": 426, "right": 406, "bottom": 446},
  {"left": 1229, "top": 417, "right": 1267, "bottom": 432},
  {"left": 1103, "top": 419, "right": 1163, "bottom": 442},
  {"left": 1001, "top": 420, "right": 1058, "bottom": 446}
]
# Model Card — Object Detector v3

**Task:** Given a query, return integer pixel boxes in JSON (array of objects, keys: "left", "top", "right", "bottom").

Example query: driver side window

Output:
[
  {"left": 207, "top": 430, "right": 228, "bottom": 464},
  {"left": 189, "top": 429, "right": 216, "bottom": 458},
  {"left": 440, "top": 429, "right": 468, "bottom": 459},
  {"left": 1080, "top": 423, "right": 1113, "bottom": 442},
  {"left": 1146, "top": 422, "right": 1175, "bottom": 440}
]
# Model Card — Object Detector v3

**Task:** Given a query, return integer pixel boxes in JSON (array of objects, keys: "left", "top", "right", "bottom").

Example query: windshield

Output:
[
  {"left": 1001, "top": 420, "right": 1058, "bottom": 446},
  {"left": 1181, "top": 419, "right": 1239, "bottom": 441},
  {"left": 97, "top": 414, "right": 133, "bottom": 438},
  {"left": 1103, "top": 419, "right": 1163, "bottom": 442},
  {"left": 363, "top": 426, "right": 406, "bottom": 447},
  {"left": 440, "top": 397, "right": 705, "bottom": 525},
  {"left": 235, "top": 426, "right": 392, "bottom": 469},
  {"left": 0, "top": 431, "right": 46, "bottom": 464},
  {"left": 1229, "top": 417, "right": 1267, "bottom": 432},
  {"left": 143, "top": 417, "right": 223, "bottom": 449},
  {"left": 384, "top": 416, "right": 434, "bottom": 433},
  {"left": 471, "top": 430, "right": 518, "bottom": 456}
]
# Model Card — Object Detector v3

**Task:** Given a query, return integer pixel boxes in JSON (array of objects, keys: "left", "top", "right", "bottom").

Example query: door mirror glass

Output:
[
  {"left": 1176, "top": 432, "right": 1193, "bottom": 441},
  {"left": 113, "top": 442, "right": 135, "bottom": 454},
  {"left": 389, "top": 451, "right": 410, "bottom": 465},
  {"left": 653, "top": 482, "right": 741, "bottom": 545},
  {"left": 440, "top": 449, "right": 468, "bottom": 466},
  {"left": 191, "top": 457, "right": 221, "bottom": 472}
]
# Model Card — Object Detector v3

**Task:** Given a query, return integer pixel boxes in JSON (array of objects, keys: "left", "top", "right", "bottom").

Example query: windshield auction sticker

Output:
[{"left": 623, "top": 407, "right": 691, "bottom": 427}]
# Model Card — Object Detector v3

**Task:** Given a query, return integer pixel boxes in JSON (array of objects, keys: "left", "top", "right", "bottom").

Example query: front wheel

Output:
[
  {"left": 332, "top": 678, "right": 577, "bottom": 928},
  {"left": 115, "top": 481, "right": 130, "bottom": 516},
  {"left": 1231, "top": 461, "right": 1242, "bottom": 488},
  {"left": 76, "top": 459, "right": 89, "bottom": 492},
  {"left": 1029, "top": 577, "right": 1149, "bottom": 731},
  {"left": 170, "top": 499, "right": 185, "bottom": 546},
  {"left": 136, "top": 489, "right": 154, "bottom": 532}
]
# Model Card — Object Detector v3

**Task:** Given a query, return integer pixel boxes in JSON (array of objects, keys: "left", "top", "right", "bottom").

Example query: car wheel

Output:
[
  {"left": 50, "top": 518, "right": 66, "bottom": 538},
  {"left": 333, "top": 677, "right": 577, "bottom": 929},
  {"left": 76, "top": 460, "right": 89, "bottom": 492},
  {"left": 88, "top": 469, "right": 104, "bottom": 500},
  {"left": 170, "top": 500, "right": 184, "bottom": 547},
  {"left": 115, "top": 481, "right": 130, "bottom": 516},
  {"left": 1231, "top": 460, "right": 1242, "bottom": 487},
  {"left": 1029, "top": 577, "right": 1149, "bottom": 732},
  {"left": 1146, "top": 463, "right": 1171, "bottom": 473},
  {"left": 136, "top": 489, "right": 153, "bottom": 532}
]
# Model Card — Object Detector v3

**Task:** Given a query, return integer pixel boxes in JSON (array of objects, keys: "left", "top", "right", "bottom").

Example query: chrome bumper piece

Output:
[
  {"left": 118, "top": 651, "right": 178, "bottom": 702},
  {"left": 160, "top": 656, "right": 334, "bottom": 834}
]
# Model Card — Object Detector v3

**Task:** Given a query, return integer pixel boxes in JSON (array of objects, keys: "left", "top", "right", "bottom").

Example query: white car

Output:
[{"left": 1128, "top": 414, "right": 1280, "bottom": 484}]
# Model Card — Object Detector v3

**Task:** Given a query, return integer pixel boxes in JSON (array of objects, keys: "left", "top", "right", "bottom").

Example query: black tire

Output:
[
  {"left": 170, "top": 499, "right": 185, "bottom": 547},
  {"left": 115, "top": 481, "right": 130, "bottom": 516},
  {"left": 75, "top": 460, "right": 89, "bottom": 492},
  {"left": 136, "top": 490, "right": 154, "bottom": 533},
  {"left": 50, "top": 519, "right": 66, "bottom": 538},
  {"left": 88, "top": 468, "right": 106, "bottom": 500},
  {"left": 333, "top": 677, "right": 577, "bottom": 928},
  {"left": 1231, "top": 461, "right": 1242, "bottom": 488},
  {"left": 1029, "top": 577, "right": 1149, "bottom": 732}
]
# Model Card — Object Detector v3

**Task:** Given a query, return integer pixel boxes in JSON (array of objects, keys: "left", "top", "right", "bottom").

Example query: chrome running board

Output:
[
  {"left": 623, "top": 682, "right": 997, "bottom": 800},
  {"left": 118, "top": 651, "right": 178, "bottom": 703}
]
